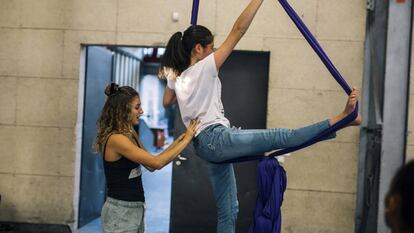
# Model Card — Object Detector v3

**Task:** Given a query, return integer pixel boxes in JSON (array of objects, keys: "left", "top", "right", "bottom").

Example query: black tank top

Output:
[{"left": 103, "top": 133, "right": 145, "bottom": 202}]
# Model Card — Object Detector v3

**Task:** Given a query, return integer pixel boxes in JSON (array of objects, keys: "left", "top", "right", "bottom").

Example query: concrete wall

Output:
[
  {"left": 0, "top": 0, "right": 366, "bottom": 231},
  {"left": 408, "top": 31, "right": 414, "bottom": 162}
]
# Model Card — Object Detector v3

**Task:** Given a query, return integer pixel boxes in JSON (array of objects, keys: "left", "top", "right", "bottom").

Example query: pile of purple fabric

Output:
[{"left": 248, "top": 158, "right": 287, "bottom": 233}]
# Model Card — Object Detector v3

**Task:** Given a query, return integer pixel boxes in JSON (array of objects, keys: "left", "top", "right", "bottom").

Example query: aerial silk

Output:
[
  {"left": 248, "top": 158, "right": 287, "bottom": 233},
  {"left": 191, "top": 0, "right": 200, "bottom": 25}
]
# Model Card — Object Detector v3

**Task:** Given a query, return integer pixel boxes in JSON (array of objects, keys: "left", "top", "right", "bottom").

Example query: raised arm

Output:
[
  {"left": 214, "top": 0, "right": 264, "bottom": 69},
  {"left": 109, "top": 119, "right": 199, "bottom": 170}
]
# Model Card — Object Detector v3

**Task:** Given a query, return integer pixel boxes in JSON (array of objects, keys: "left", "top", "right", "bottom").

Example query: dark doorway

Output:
[{"left": 169, "top": 51, "right": 270, "bottom": 233}]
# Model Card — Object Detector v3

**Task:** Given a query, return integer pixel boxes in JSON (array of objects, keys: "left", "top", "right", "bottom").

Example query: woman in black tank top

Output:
[{"left": 94, "top": 83, "right": 199, "bottom": 233}]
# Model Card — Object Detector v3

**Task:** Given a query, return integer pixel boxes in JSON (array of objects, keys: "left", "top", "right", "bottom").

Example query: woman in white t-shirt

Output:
[{"left": 159, "top": 0, "right": 362, "bottom": 232}]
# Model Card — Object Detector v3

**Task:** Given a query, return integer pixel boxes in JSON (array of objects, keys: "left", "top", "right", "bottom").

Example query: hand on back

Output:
[{"left": 184, "top": 119, "right": 200, "bottom": 142}]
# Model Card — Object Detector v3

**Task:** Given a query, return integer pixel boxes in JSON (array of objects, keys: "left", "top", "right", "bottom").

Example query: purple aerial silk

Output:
[
  {"left": 248, "top": 158, "right": 286, "bottom": 233},
  {"left": 191, "top": 0, "right": 200, "bottom": 25}
]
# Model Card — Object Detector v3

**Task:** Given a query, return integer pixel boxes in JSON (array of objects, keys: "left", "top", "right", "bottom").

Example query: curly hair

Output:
[{"left": 94, "top": 83, "right": 139, "bottom": 153}]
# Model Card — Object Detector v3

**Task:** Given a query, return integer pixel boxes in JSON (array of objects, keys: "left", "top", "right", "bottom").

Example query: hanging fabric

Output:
[
  {"left": 248, "top": 158, "right": 287, "bottom": 233},
  {"left": 191, "top": 0, "right": 200, "bottom": 25}
]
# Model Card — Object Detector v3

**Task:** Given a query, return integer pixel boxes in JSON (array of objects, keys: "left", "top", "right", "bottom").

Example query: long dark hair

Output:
[
  {"left": 159, "top": 25, "right": 214, "bottom": 78},
  {"left": 94, "top": 83, "right": 139, "bottom": 152},
  {"left": 388, "top": 160, "right": 414, "bottom": 230}
]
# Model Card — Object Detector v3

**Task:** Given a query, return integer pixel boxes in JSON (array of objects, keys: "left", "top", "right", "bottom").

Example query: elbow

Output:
[
  {"left": 143, "top": 158, "right": 164, "bottom": 171},
  {"left": 163, "top": 100, "right": 171, "bottom": 108},
  {"left": 163, "top": 98, "right": 176, "bottom": 108},
  {"left": 233, "top": 24, "right": 247, "bottom": 36},
  {"left": 153, "top": 159, "right": 165, "bottom": 170},
  {"left": 147, "top": 164, "right": 162, "bottom": 171},
  {"left": 155, "top": 164, "right": 163, "bottom": 170}
]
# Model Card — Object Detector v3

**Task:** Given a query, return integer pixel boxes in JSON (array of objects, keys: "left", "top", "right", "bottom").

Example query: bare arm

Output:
[
  {"left": 163, "top": 86, "right": 177, "bottom": 107},
  {"left": 109, "top": 120, "right": 199, "bottom": 170},
  {"left": 214, "top": 0, "right": 264, "bottom": 69}
]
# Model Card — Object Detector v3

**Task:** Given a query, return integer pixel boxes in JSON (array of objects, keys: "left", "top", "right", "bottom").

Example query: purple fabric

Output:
[
  {"left": 191, "top": 0, "right": 200, "bottom": 25},
  {"left": 248, "top": 158, "right": 286, "bottom": 233},
  {"left": 218, "top": 0, "right": 358, "bottom": 164}
]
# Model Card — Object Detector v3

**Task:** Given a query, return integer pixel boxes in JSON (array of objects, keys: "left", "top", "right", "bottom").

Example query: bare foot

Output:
[
  {"left": 329, "top": 87, "right": 362, "bottom": 126},
  {"left": 350, "top": 113, "right": 362, "bottom": 126}
]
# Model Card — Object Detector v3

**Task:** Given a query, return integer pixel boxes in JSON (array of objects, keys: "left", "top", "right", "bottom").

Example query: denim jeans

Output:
[
  {"left": 193, "top": 120, "right": 334, "bottom": 233},
  {"left": 101, "top": 197, "right": 145, "bottom": 233}
]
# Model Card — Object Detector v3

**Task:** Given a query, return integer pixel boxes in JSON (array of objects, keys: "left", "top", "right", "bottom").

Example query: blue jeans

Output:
[{"left": 193, "top": 120, "right": 335, "bottom": 233}]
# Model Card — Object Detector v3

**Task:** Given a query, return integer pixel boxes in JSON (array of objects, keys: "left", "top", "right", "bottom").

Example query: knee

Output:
[
  {"left": 232, "top": 202, "right": 239, "bottom": 220},
  {"left": 279, "top": 128, "right": 304, "bottom": 147}
]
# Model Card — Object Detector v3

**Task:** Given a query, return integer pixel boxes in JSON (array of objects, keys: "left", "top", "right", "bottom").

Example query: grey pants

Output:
[{"left": 101, "top": 197, "right": 145, "bottom": 233}]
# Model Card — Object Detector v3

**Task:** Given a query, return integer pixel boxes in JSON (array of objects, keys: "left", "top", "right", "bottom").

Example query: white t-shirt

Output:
[{"left": 166, "top": 53, "right": 230, "bottom": 136}]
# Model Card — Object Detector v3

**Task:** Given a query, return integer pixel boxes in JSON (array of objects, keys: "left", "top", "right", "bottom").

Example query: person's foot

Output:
[
  {"left": 344, "top": 87, "right": 362, "bottom": 126},
  {"left": 350, "top": 113, "right": 362, "bottom": 126},
  {"left": 329, "top": 87, "right": 362, "bottom": 126}
]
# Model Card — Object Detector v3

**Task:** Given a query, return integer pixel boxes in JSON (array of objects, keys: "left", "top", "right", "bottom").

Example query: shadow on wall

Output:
[
  {"left": 0, "top": 185, "right": 71, "bottom": 233},
  {"left": 0, "top": 194, "right": 17, "bottom": 232},
  {"left": 0, "top": 222, "right": 71, "bottom": 233}
]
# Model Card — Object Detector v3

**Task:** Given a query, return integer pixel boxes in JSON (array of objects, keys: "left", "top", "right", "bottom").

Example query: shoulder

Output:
[
  {"left": 190, "top": 53, "right": 217, "bottom": 76},
  {"left": 106, "top": 133, "right": 142, "bottom": 156},
  {"left": 201, "top": 53, "right": 218, "bottom": 76},
  {"left": 199, "top": 53, "right": 215, "bottom": 66},
  {"left": 107, "top": 133, "right": 132, "bottom": 147},
  {"left": 188, "top": 53, "right": 215, "bottom": 71}
]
